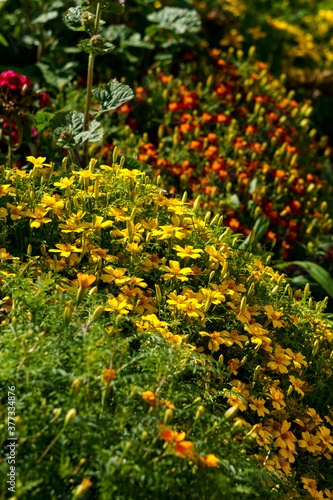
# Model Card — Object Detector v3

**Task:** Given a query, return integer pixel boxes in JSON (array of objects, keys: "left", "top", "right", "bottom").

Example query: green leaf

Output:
[
  {"left": 50, "top": 111, "right": 103, "bottom": 147},
  {"left": 63, "top": 7, "right": 85, "bottom": 32},
  {"left": 78, "top": 38, "right": 115, "bottom": 55},
  {"left": 0, "top": 33, "right": 9, "bottom": 47},
  {"left": 33, "top": 112, "right": 54, "bottom": 133},
  {"left": 147, "top": 7, "right": 201, "bottom": 35},
  {"left": 323, "top": 162, "right": 333, "bottom": 185},
  {"left": 278, "top": 261, "right": 333, "bottom": 299},
  {"left": 123, "top": 156, "right": 144, "bottom": 170},
  {"left": 36, "top": 62, "right": 78, "bottom": 89},
  {"left": 240, "top": 215, "right": 270, "bottom": 248},
  {"left": 33, "top": 11, "right": 59, "bottom": 24},
  {"left": 92, "top": 79, "right": 134, "bottom": 114},
  {"left": 105, "top": 1, "right": 125, "bottom": 15}
]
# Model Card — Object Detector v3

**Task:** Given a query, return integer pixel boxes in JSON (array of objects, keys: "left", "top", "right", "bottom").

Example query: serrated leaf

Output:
[
  {"left": 278, "top": 261, "right": 333, "bottom": 299},
  {"left": 92, "top": 79, "right": 134, "bottom": 114},
  {"left": 33, "top": 11, "right": 59, "bottom": 24},
  {"left": 33, "top": 112, "right": 54, "bottom": 133},
  {"left": 63, "top": 7, "right": 85, "bottom": 32},
  {"left": 240, "top": 215, "right": 270, "bottom": 249},
  {"left": 51, "top": 111, "right": 103, "bottom": 146},
  {"left": 78, "top": 38, "right": 115, "bottom": 55},
  {"left": 147, "top": 7, "right": 201, "bottom": 35}
]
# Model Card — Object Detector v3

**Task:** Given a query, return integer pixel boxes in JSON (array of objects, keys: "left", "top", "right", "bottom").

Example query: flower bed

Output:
[{"left": 1, "top": 155, "right": 332, "bottom": 498}]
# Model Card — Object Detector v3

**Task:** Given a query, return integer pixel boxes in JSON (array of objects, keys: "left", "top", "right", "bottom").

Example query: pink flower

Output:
[{"left": 0, "top": 70, "right": 33, "bottom": 90}]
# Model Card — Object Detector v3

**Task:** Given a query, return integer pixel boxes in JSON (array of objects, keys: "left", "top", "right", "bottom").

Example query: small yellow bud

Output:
[
  {"left": 88, "top": 286, "right": 98, "bottom": 297},
  {"left": 70, "top": 378, "right": 82, "bottom": 396},
  {"left": 164, "top": 408, "right": 174, "bottom": 424},
  {"left": 155, "top": 284, "right": 162, "bottom": 305},
  {"left": 91, "top": 306, "right": 104, "bottom": 322},
  {"left": 195, "top": 405, "right": 205, "bottom": 420},
  {"left": 224, "top": 405, "right": 239, "bottom": 421},
  {"left": 193, "top": 195, "right": 201, "bottom": 213},
  {"left": 64, "top": 408, "right": 77, "bottom": 427}
]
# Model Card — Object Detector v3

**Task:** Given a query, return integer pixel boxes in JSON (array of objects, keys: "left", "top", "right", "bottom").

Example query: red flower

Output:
[
  {"left": 38, "top": 93, "right": 50, "bottom": 108},
  {"left": 0, "top": 70, "right": 33, "bottom": 90}
]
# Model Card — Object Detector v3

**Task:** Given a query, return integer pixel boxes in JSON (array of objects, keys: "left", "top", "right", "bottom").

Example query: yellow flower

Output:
[
  {"left": 160, "top": 260, "right": 193, "bottom": 281},
  {"left": 26, "top": 156, "right": 50, "bottom": 168},
  {"left": 152, "top": 225, "right": 186, "bottom": 241},
  {"left": 54, "top": 176, "right": 75, "bottom": 189},
  {"left": 100, "top": 267, "right": 130, "bottom": 285},
  {"left": 268, "top": 386, "right": 286, "bottom": 410},
  {"left": 173, "top": 244, "right": 203, "bottom": 259},
  {"left": 298, "top": 431, "right": 321, "bottom": 454},
  {"left": 58, "top": 220, "right": 86, "bottom": 233},
  {"left": 84, "top": 216, "right": 113, "bottom": 231},
  {"left": 49, "top": 243, "right": 82, "bottom": 258},
  {"left": 288, "top": 375, "right": 306, "bottom": 396},
  {"left": 7, "top": 203, "right": 27, "bottom": 220},
  {"left": 105, "top": 295, "right": 133, "bottom": 315},
  {"left": 263, "top": 305, "right": 285, "bottom": 328},
  {"left": 199, "top": 331, "right": 224, "bottom": 352},
  {"left": 249, "top": 397, "right": 270, "bottom": 417},
  {"left": 0, "top": 248, "right": 19, "bottom": 260},
  {"left": 0, "top": 207, "right": 8, "bottom": 219},
  {"left": 22, "top": 207, "right": 52, "bottom": 228},
  {"left": 267, "top": 346, "right": 291, "bottom": 373},
  {"left": 0, "top": 184, "right": 15, "bottom": 197}
]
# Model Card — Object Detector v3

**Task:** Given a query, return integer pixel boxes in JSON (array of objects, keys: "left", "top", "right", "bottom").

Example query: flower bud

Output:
[
  {"left": 64, "top": 408, "right": 77, "bottom": 427},
  {"left": 164, "top": 408, "right": 174, "bottom": 424},
  {"left": 91, "top": 306, "right": 104, "bottom": 322},
  {"left": 224, "top": 405, "right": 239, "bottom": 421},
  {"left": 70, "top": 378, "right": 82, "bottom": 396},
  {"left": 195, "top": 405, "right": 205, "bottom": 420}
]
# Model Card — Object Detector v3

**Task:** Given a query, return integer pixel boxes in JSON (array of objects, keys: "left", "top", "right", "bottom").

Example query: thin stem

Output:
[
  {"left": 82, "top": 1, "right": 102, "bottom": 168},
  {"left": 8, "top": 117, "right": 13, "bottom": 169}
]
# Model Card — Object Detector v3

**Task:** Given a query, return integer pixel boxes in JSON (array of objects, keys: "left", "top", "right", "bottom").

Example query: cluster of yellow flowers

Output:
[{"left": 0, "top": 154, "right": 333, "bottom": 497}]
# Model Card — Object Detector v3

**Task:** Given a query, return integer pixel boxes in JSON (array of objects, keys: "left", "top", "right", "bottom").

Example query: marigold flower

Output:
[
  {"left": 77, "top": 273, "right": 96, "bottom": 288},
  {"left": 160, "top": 260, "right": 193, "bottom": 281},
  {"left": 249, "top": 397, "right": 270, "bottom": 417},
  {"left": 298, "top": 431, "right": 322, "bottom": 454},
  {"left": 103, "top": 368, "right": 116, "bottom": 385}
]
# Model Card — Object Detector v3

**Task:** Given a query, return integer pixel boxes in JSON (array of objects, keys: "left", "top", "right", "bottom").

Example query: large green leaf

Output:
[
  {"left": 63, "top": 7, "right": 86, "bottom": 32},
  {"left": 277, "top": 261, "right": 333, "bottom": 299},
  {"left": 36, "top": 62, "right": 78, "bottom": 89},
  {"left": 147, "top": 7, "right": 201, "bottom": 35},
  {"left": 239, "top": 215, "right": 270, "bottom": 249},
  {"left": 92, "top": 79, "right": 134, "bottom": 114},
  {"left": 51, "top": 111, "right": 103, "bottom": 146}
]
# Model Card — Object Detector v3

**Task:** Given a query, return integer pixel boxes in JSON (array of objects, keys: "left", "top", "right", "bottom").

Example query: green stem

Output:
[
  {"left": 82, "top": 1, "right": 102, "bottom": 168},
  {"left": 8, "top": 117, "right": 13, "bottom": 169}
]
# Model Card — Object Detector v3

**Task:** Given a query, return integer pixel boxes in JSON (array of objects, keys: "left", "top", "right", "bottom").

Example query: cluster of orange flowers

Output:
[{"left": 115, "top": 48, "right": 333, "bottom": 265}]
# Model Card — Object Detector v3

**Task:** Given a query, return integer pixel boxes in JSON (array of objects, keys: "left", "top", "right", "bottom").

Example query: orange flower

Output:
[
  {"left": 142, "top": 390, "right": 158, "bottom": 406},
  {"left": 200, "top": 454, "right": 220, "bottom": 467},
  {"left": 103, "top": 369, "right": 116, "bottom": 385},
  {"left": 77, "top": 273, "right": 96, "bottom": 288}
]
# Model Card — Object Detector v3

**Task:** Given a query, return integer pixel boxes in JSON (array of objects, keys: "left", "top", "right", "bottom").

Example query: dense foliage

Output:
[{"left": 1, "top": 0, "right": 333, "bottom": 499}]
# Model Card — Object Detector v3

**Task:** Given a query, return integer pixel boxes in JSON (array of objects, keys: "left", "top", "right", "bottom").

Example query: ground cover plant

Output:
[{"left": 1, "top": 0, "right": 333, "bottom": 499}]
